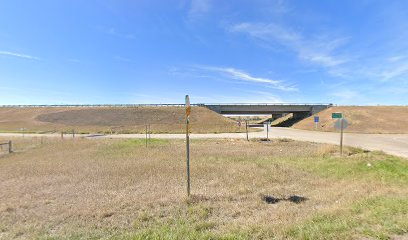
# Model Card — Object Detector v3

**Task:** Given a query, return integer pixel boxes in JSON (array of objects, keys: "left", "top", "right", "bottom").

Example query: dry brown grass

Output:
[
  {"left": 0, "top": 106, "right": 242, "bottom": 134},
  {"left": 0, "top": 137, "right": 407, "bottom": 239},
  {"left": 293, "top": 106, "right": 408, "bottom": 133}
]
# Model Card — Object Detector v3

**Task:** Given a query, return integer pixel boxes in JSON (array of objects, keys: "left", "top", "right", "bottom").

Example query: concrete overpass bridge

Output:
[
  {"left": 201, "top": 103, "right": 332, "bottom": 116},
  {"left": 0, "top": 103, "right": 332, "bottom": 120}
]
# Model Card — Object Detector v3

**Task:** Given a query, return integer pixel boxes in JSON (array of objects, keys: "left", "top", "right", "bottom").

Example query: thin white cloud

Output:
[
  {"left": 204, "top": 66, "right": 298, "bottom": 91},
  {"left": 380, "top": 62, "right": 408, "bottom": 81},
  {"left": 0, "top": 51, "right": 40, "bottom": 60},
  {"left": 230, "top": 22, "right": 349, "bottom": 68},
  {"left": 67, "top": 58, "right": 83, "bottom": 64},
  {"left": 171, "top": 65, "right": 298, "bottom": 92},
  {"left": 113, "top": 56, "right": 133, "bottom": 62},
  {"left": 352, "top": 56, "right": 408, "bottom": 82},
  {"left": 387, "top": 56, "right": 405, "bottom": 62},
  {"left": 231, "top": 22, "right": 408, "bottom": 85},
  {"left": 192, "top": 91, "right": 284, "bottom": 104},
  {"left": 207, "top": 66, "right": 280, "bottom": 84},
  {"left": 242, "top": 90, "right": 284, "bottom": 103},
  {"left": 188, "top": 0, "right": 212, "bottom": 20},
  {"left": 98, "top": 26, "right": 135, "bottom": 39},
  {"left": 330, "top": 89, "right": 364, "bottom": 104}
]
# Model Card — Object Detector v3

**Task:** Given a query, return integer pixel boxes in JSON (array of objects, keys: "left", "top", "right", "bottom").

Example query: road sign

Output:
[
  {"left": 314, "top": 116, "right": 319, "bottom": 130},
  {"left": 335, "top": 118, "right": 349, "bottom": 130},
  {"left": 332, "top": 113, "right": 342, "bottom": 119}
]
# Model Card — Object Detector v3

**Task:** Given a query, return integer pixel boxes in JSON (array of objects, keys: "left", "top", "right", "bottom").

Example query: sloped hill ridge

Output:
[
  {"left": 293, "top": 106, "right": 408, "bottom": 134},
  {"left": 0, "top": 106, "right": 241, "bottom": 133}
]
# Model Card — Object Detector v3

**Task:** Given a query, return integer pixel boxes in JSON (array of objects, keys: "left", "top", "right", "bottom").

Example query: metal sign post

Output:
[
  {"left": 335, "top": 118, "right": 349, "bottom": 156},
  {"left": 185, "top": 95, "right": 191, "bottom": 197},
  {"left": 314, "top": 116, "right": 319, "bottom": 130}
]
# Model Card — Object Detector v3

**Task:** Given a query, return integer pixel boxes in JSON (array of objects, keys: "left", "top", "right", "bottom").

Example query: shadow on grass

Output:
[{"left": 262, "top": 195, "right": 308, "bottom": 204}]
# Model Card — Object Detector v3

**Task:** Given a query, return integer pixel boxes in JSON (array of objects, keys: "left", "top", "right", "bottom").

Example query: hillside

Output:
[
  {"left": 0, "top": 106, "right": 242, "bottom": 134},
  {"left": 293, "top": 106, "right": 408, "bottom": 134}
]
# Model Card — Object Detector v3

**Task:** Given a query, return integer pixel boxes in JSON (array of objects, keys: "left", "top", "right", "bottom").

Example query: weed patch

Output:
[{"left": 286, "top": 196, "right": 408, "bottom": 239}]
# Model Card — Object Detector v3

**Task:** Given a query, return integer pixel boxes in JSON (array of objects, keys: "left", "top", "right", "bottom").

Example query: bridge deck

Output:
[
  {"left": 0, "top": 103, "right": 332, "bottom": 115},
  {"left": 204, "top": 104, "right": 332, "bottom": 115}
]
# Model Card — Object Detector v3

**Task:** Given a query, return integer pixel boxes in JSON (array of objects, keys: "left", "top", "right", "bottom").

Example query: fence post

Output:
[
  {"left": 148, "top": 124, "right": 151, "bottom": 141},
  {"left": 145, "top": 125, "right": 148, "bottom": 147},
  {"left": 61, "top": 131, "right": 64, "bottom": 139},
  {"left": 245, "top": 120, "right": 249, "bottom": 141},
  {"left": 8, "top": 140, "right": 12, "bottom": 153},
  {"left": 266, "top": 123, "right": 269, "bottom": 141},
  {"left": 72, "top": 129, "right": 75, "bottom": 138}
]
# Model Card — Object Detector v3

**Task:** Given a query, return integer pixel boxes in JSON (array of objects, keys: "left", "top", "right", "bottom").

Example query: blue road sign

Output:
[{"left": 314, "top": 116, "right": 319, "bottom": 123}]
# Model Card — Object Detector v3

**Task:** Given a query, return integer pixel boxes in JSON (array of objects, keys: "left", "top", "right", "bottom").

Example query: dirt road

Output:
[{"left": 1, "top": 127, "right": 407, "bottom": 158}]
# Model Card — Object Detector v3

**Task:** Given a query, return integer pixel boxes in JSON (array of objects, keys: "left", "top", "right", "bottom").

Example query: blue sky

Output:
[{"left": 1, "top": 0, "right": 408, "bottom": 105}]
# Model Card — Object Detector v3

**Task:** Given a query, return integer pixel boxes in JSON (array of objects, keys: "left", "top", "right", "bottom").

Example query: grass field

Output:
[
  {"left": 0, "top": 106, "right": 242, "bottom": 134},
  {"left": 0, "top": 137, "right": 407, "bottom": 239},
  {"left": 293, "top": 106, "right": 408, "bottom": 133}
]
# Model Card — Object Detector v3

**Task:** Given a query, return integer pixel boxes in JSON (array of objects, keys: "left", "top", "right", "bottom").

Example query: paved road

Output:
[{"left": 1, "top": 127, "right": 407, "bottom": 158}]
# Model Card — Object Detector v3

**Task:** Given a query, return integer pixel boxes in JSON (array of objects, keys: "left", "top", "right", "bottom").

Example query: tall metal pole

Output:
[
  {"left": 185, "top": 95, "right": 191, "bottom": 197},
  {"left": 340, "top": 118, "right": 344, "bottom": 156}
]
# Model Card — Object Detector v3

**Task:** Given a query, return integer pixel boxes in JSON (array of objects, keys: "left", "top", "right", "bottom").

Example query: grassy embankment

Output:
[
  {"left": 294, "top": 106, "right": 408, "bottom": 133},
  {"left": 0, "top": 137, "right": 407, "bottom": 239},
  {"left": 0, "top": 106, "right": 245, "bottom": 134}
]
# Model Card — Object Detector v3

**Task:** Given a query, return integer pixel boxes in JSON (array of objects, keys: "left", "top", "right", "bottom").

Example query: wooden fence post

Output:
[
  {"left": 148, "top": 124, "right": 151, "bottom": 141},
  {"left": 8, "top": 141, "right": 12, "bottom": 153},
  {"left": 245, "top": 120, "right": 249, "bottom": 141},
  {"left": 145, "top": 125, "right": 148, "bottom": 147}
]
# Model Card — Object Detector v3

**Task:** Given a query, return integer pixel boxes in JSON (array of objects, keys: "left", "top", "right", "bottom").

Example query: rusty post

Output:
[{"left": 8, "top": 141, "right": 12, "bottom": 153}]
